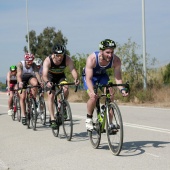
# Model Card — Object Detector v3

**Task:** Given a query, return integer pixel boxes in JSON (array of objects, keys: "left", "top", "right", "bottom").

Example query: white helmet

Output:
[{"left": 33, "top": 58, "right": 43, "bottom": 66}]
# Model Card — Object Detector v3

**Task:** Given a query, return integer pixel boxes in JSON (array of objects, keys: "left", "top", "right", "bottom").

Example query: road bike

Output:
[
  {"left": 21, "top": 85, "right": 40, "bottom": 130},
  {"left": 88, "top": 81, "right": 130, "bottom": 155},
  {"left": 36, "top": 87, "right": 46, "bottom": 126},
  {"left": 50, "top": 82, "right": 78, "bottom": 141},
  {"left": 11, "top": 89, "right": 21, "bottom": 122}
]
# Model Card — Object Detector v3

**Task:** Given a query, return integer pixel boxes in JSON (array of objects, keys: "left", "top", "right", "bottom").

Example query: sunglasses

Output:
[{"left": 54, "top": 54, "right": 64, "bottom": 57}]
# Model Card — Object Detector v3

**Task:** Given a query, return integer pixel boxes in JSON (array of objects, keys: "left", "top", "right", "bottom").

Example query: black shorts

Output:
[
  {"left": 22, "top": 75, "right": 36, "bottom": 89},
  {"left": 46, "top": 73, "right": 66, "bottom": 91}
]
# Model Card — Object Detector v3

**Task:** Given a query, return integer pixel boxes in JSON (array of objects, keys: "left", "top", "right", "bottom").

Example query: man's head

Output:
[
  {"left": 52, "top": 44, "right": 66, "bottom": 61},
  {"left": 24, "top": 53, "right": 34, "bottom": 68},
  {"left": 99, "top": 39, "right": 116, "bottom": 62},
  {"left": 33, "top": 58, "right": 43, "bottom": 69}
]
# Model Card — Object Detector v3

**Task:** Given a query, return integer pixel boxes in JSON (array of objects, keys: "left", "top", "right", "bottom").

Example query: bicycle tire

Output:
[
  {"left": 11, "top": 96, "right": 16, "bottom": 121},
  {"left": 62, "top": 100, "right": 73, "bottom": 141},
  {"left": 30, "top": 98, "right": 37, "bottom": 131},
  {"left": 16, "top": 97, "right": 21, "bottom": 122},
  {"left": 88, "top": 108, "right": 101, "bottom": 148},
  {"left": 51, "top": 118, "right": 60, "bottom": 137},
  {"left": 106, "top": 102, "right": 123, "bottom": 156},
  {"left": 26, "top": 100, "right": 31, "bottom": 129},
  {"left": 39, "top": 96, "right": 46, "bottom": 125}
]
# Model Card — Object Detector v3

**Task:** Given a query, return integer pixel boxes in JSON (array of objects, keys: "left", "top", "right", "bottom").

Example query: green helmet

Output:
[
  {"left": 99, "top": 39, "right": 116, "bottom": 50},
  {"left": 10, "top": 65, "right": 17, "bottom": 72}
]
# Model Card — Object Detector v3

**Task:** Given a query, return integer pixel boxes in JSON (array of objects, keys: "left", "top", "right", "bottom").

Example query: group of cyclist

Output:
[{"left": 6, "top": 38, "right": 129, "bottom": 130}]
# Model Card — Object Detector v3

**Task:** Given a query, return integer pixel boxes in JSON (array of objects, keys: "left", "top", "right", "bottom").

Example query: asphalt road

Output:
[{"left": 0, "top": 93, "right": 170, "bottom": 170}]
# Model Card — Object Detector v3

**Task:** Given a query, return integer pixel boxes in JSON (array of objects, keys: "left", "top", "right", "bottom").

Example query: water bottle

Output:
[{"left": 100, "top": 105, "right": 106, "bottom": 118}]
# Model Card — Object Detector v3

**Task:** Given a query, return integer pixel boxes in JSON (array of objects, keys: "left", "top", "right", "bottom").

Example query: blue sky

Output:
[{"left": 0, "top": 0, "right": 170, "bottom": 78}]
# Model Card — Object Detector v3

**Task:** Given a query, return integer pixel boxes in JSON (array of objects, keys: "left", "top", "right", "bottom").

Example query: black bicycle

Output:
[
  {"left": 50, "top": 82, "right": 78, "bottom": 141},
  {"left": 36, "top": 87, "right": 46, "bottom": 125},
  {"left": 88, "top": 81, "right": 130, "bottom": 155},
  {"left": 21, "top": 85, "right": 40, "bottom": 130},
  {"left": 11, "top": 89, "right": 21, "bottom": 122}
]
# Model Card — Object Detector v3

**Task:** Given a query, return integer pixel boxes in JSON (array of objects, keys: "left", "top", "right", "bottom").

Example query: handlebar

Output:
[
  {"left": 94, "top": 81, "right": 130, "bottom": 94},
  {"left": 49, "top": 82, "right": 78, "bottom": 94}
]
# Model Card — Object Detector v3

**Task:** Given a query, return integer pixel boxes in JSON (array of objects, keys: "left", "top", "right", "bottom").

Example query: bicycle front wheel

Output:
[
  {"left": 11, "top": 96, "right": 16, "bottom": 121},
  {"left": 106, "top": 102, "right": 123, "bottom": 156},
  {"left": 62, "top": 100, "right": 73, "bottom": 141},
  {"left": 30, "top": 98, "right": 37, "bottom": 131},
  {"left": 39, "top": 96, "right": 46, "bottom": 125},
  {"left": 16, "top": 97, "right": 21, "bottom": 122}
]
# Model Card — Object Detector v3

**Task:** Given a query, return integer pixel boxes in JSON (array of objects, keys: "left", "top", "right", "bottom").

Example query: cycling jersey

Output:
[
  {"left": 93, "top": 51, "right": 113, "bottom": 75},
  {"left": 82, "top": 51, "right": 114, "bottom": 90},
  {"left": 48, "top": 55, "right": 66, "bottom": 74},
  {"left": 20, "top": 61, "right": 36, "bottom": 83}
]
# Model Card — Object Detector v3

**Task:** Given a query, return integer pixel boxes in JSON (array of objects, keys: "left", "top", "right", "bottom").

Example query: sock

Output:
[{"left": 87, "top": 114, "right": 92, "bottom": 119}]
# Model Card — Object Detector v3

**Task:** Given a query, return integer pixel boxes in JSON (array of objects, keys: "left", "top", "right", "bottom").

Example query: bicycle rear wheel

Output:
[
  {"left": 106, "top": 102, "right": 123, "bottom": 156},
  {"left": 62, "top": 100, "right": 73, "bottom": 141},
  {"left": 51, "top": 118, "right": 60, "bottom": 137},
  {"left": 88, "top": 116, "right": 101, "bottom": 149},
  {"left": 30, "top": 98, "right": 37, "bottom": 130}
]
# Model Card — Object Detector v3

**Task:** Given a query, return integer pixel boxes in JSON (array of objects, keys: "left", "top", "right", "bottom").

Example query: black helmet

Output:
[
  {"left": 99, "top": 39, "right": 116, "bottom": 50},
  {"left": 52, "top": 44, "right": 65, "bottom": 55}
]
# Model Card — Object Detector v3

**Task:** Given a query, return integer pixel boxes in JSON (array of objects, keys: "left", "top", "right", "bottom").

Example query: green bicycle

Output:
[{"left": 88, "top": 81, "right": 130, "bottom": 155}]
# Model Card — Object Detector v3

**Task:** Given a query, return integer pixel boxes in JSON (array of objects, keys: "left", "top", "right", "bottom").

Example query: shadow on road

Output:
[{"left": 120, "top": 140, "right": 170, "bottom": 156}]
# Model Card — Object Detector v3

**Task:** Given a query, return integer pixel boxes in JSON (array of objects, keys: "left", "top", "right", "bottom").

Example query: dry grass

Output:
[{"left": 68, "top": 87, "right": 170, "bottom": 108}]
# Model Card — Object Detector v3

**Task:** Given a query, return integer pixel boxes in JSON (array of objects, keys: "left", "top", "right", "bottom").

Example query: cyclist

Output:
[
  {"left": 33, "top": 58, "right": 43, "bottom": 77},
  {"left": 6, "top": 65, "right": 18, "bottom": 116},
  {"left": 17, "top": 53, "right": 43, "bottom": 125},
  {"left": 82, "top": 39, "right": 129, "bottom": 131},
  {"left": 42, "top": 44, "right": 79, "bottom": 128}
]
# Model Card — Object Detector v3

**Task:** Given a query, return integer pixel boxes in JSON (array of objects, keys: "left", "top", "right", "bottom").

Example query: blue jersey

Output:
[
  {"left": 82, "top": 51, "right": 114, "bottom": 90},
  {"left": 93, "top": 51, "right": 113, "bottom": 76}
]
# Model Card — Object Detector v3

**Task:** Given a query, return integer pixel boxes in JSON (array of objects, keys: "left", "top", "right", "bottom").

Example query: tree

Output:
[
  {"left": 24, "top": 27, "right": 68, "bottom": 60},
  {"left": 163, "top": 63, "right": 170, "bottom": 85}
]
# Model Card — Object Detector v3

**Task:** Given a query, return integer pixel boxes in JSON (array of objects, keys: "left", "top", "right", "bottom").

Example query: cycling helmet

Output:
[
  {"left": 52, "top": 44, "right": 65, "bottom": 55},
  {"left": 24, "top": 53, "right": 35, "bottom": 61},
  {"left": 33, "top": 58, "right": 43, "bottom": 66},
  {"left": 10, "top": 65, "right": 17, "bottom": 72},
  {"left": 99, "top": 39, "right": 116, "bottom": 50}
]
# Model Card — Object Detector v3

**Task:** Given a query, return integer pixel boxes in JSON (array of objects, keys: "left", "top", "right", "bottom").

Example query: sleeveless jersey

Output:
[
  {"left": 21, "top": 61, "right": 35, "bottom": 77},
  {"left": 93, "top": 51, "right": 114, "bottom": 76},
  {"left": 48, "top": 55, "right": 66, "bottom": 74}
]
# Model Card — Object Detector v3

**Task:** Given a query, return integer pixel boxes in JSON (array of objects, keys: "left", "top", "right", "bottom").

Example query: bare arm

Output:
[
  {"left": 113, "top": 55, "right": 124, "bottom": 91},
  {"left": 66, "top": 56, "right": 79, "bottom": 81},
  {"left": 17, "top": 62, "right": 23, "bottom": 83},
  {"left": 6, "top": 72, "right": 10, "bottom": 89},
  {"left": 85, "top": 53, "right": 96, "bottom": 94},
  {"left": 42, "top": 57, "right": 50, "bottom": 83}
]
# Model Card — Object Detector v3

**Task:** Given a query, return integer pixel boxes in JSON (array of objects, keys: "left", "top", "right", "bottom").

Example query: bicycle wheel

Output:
[
  {"left": 26, "top": 101, "right": 31, "bottom": 129},
  {"left": 88, "top": 109, "right": 101, "bottom": 149},
  {"left": 51, "top": 118, "right": 60, "bottom": 137},
  {"left": 11, "top": 96, "right": 16, "bottom": 121},
  {"left": 62, "top": 100, "right": 73, "bottom": 141},
  {"left": 39, "top": 96, "right": 46, "bottom": 125},
  {"left": 16, "top": 97, "right": 21, "bottom": 122},
  {"left": 106, "top": 102, "right": 123, "bottom": 156},
  {"left": 30, "top": 98, "right": 37, "bottom": 130}
]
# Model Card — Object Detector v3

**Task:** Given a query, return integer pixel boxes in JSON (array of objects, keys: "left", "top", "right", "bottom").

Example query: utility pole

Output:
[
  {"left": 142, "top": 0, "right": 147, "bottom": 89},
  {"left": 26, "top": 0, "right": 30, "bottom": 53}
]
